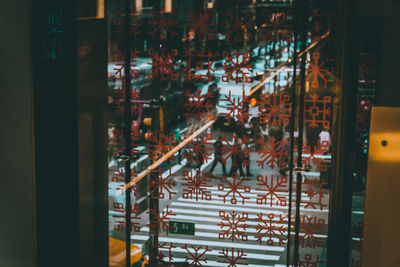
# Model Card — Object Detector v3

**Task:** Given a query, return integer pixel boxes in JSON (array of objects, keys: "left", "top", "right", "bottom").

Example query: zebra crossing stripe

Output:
[{"left": 130, "top": 235, "right": 285, "bottom": 252}]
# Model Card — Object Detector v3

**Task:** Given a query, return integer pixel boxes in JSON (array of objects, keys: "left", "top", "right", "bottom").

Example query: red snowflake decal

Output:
[
  {"left": 218, "top": 210, "right": 248, "bottom": 242},
  {"left": 183, "top": 135, "right": 213, "bottom": 166},
  {"left": 255, "top": 213, "right": 287, "bottom": 246},
  {"left": 221, "top": 7, "right": 255, "bottom": 43},
  {"left": 256, "top": 136, "right": 288, "bottom": 169},
  {"left": 111, "top": 203, "right": 142, "bottom": 232},
  {"left": 111, "top": 167, "right": 139, "bottom": 195},
  {"left": 299, "top": 215, "right": 326, "bottom": 248},
  {"left": 185, "top": 9, "right": 216, "bottom": 41},
  {"left": 301, "top": 177, "right": 328, "bottom": 211},
  {"left": 181, "top": 244, "right": 211, "bottom": 267},
  {"left": 112, "top": 48, "right": 140, "bottom": 79},
  {"left": 182, "top": 170, "right": 212, "bottom": 201},
  {"left": 147, "top": 168, "right": 176, "bottom": 200},
  {"left": 256, "top": 175, "right": 288, "bottom": 207},
  {"left": 184, "top": 89, "right": 215, "bottom": 122},
  {"left": 184, "top": 50, "right": 216, "bottom": 82},
  {"left": 260, "top": 10, "right": 294, "bottom": 42},
  {"left": 300, "top": 139, "right": 328, "bottom": 172},
  {"left": 298, "top": 254, "right": 323, "bottom": 267},
  {"left": 218, "top": 175, "right": 250, "bottom": 205},
  {"left": 217, "top": 248, "right": 248, "bottom": 266},
  {"left": 147, "top": 49, "right": 178, "bottom": 80},
  {"left": 258, "top": 92, "right": 291, "bottom": 127},
  {"left": 157, "top": 242, "right": 175, "bottom": 263},
  {"left": 147, "top": 206, "right": 176, "bottom": 236},
  {"left": 219, "top": 91, "right": 250, "bottom": 124},
  {"left": 219, "top": 135, "right": 251, "bottom": 170},
  {"left": 304, "top": 94, "right": 331, "bottom": 128},
  {"left": 145, "top": 131, "right": 175, "bottom": 161},
  {"left": 147, "top": 11, "right": 178, "bottom": 40},
  {"left": 306, "top": 52, "right": 335, "bottom": 88},
  {"left": 222, "top": 51, "right": 253, "bottom": 83}
]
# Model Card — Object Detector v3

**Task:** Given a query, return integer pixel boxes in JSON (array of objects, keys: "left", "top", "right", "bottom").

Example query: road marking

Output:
[{"left": 131, "top": 235, "right": 285, "bottom": 252}]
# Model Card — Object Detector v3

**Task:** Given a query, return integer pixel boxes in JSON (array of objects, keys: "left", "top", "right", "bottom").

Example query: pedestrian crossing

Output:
[{"left": 130, "top": 178, "right": 330, "bottom": 266}]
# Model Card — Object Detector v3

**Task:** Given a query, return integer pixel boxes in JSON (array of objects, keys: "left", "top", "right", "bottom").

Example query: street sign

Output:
[{"left": 169, "top": 221, "right": 195, "bottom": 236}]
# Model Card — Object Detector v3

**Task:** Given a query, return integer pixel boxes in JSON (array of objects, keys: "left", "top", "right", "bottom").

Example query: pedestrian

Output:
[
  {"left": 210, "top": 136, "right": 227, "bottom": 177},
  {"left": 241, "top": 138, "right": 253, "bottom": 177},
  {"left": 174, "top": 128, "right": 182, "bottom": 164},
  {"left": 195, "top": 140, "right": 205, "bottom": 171},
  {"left": 229, "top": 137, "right": 245, "bottom": 178},
  {"left": 319, "top": 127, "right": 331, "bottom": 154}
]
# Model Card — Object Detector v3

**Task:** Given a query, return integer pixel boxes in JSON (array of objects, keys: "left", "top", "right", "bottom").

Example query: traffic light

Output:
[
  {"left": 141, "top": 98, "right": 165, "bottom": 141},
  {"left": 250, "top": 97, "right": 257, "bottom": 107}
]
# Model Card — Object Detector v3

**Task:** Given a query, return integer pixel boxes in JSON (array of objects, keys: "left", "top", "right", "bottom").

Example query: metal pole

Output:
[
  {"left": 149, "top": 167, "right": 160, "bottom": 266},
  {"left": 293, "top": 0, "right": 308, "bottom": 265},
  {"left": 286, "top": 1, "right": 299, "bottom": 265},
  {"left": 123, "top": 0, "right": 132, "bottom": 265}
]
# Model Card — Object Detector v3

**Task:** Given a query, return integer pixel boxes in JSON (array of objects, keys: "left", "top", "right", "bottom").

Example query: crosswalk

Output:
[{"left": 130, "top": 179, "right": 329, "bottom": 266}]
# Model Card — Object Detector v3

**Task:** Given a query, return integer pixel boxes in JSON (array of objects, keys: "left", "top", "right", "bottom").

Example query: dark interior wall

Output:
[
  {"left": 358, "top": 0, "right": 400, "bottom": 107},
  {"left": 0, "top": 0, "right": 35, "bottom": 267}
]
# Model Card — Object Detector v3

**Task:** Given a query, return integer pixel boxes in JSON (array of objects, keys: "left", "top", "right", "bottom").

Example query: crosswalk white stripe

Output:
[
  {"left": 130, "top": 235, "right": 285, "bottom": 252},
  {"left": 159, "top": 247, "right": 280, "bottom": 261},
  {"left": 176, "top": 197, "right": 314, "bottom": 211},
  {"left": 139, "top": 227, "right": 286, "bottom": 242},
  {"left": 171, "top": 258, "right": 274, "bottom": 267},
  {"left": 171, "top": 214, "right": 282, "bottom": 225},
  {"left": 170, "top": 201, "right": 328, "bottom": 215},
  {"left": 170, "top": 208, "right": 287, "bottom": 220}
]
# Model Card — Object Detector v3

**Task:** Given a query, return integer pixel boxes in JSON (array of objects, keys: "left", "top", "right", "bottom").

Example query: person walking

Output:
[
  {"left": 210, "top": 136, "right": 227, "bottom": 177},
  {"left": 229, "top": 137, "right": 245, "bottom": 178},
  {"left": 174, "top": 128, "right": 182, "bottom": 164}
]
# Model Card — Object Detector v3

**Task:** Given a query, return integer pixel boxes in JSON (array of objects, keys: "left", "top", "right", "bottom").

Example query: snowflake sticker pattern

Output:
[
  {"left": 111, "top": 167, "right": 139, "bottom": 196},
  {"left": 260, "top": 10, "right": 294, "bottom": 42},
  {"left": 183, "top": 135, "right": 213, "bottom": 166},
  {"left": 299, "top": 215, "right": 326, "bottom": 248},
  {"left": 220, "top": 135, "right": 251, "bottom": 168},
  {"left": 304, "top": 94, "right": 331, "bottom": 128},
  {"left": 300, "top": 139, "right": 328, "bottom": 172},
  {"left": 256, "top": 136, "right": 288, "bottom": 169},
  {"left": 306, "top": 52, "right": 335, "bottom": 89},
  {"left": 184, "top": 50, "right": 216, "bottom": 82},
  {"left": 301, "top": 177, "right": 328, "bottom": 211},
  {"left": 157, "top": 242, "right": 175, "bottom": 263},
  {"left": 219, "top": 91, "right": 251, "bottom": 124},
  {"left": 181, "top": 244, "right": 211, "bottom": 267},
  {"left": 145, "top": 131, "right": 175, "bottom": 161},
  {"left": 184, "top": 9, "right": 216, "bottom": 41},
  {"left": 221, "top": 7, "right": 255, "bottom": 43},
  {"left": 298, "top": 254, "right": 322, "bottom": 267},
  {"left": 218, "top": 175, "right": 250, "bottom": 205},
  {"left": 183, "top": 89, "right": 215, "bottom": 122},
  {"left": 217, "top": 248, "right": 248, "bottom": 266},
  {"left": 255, "top": 213, "right": 287, "bottom": 246},
  {"left": 147, "top": 168, "right": 176, "bottom": 200},
  {"left": 218, "top": 210, "right": 248, "bottom": 242},
  {"left": 182, "top": 170, "right": 212, "bottom": 201},
  {"left": 222, "top": 51, "right": 253, "bottom": 83},
  {"left": 147, "top": 49, "right": 178, "bottom": 80},
  {"left": 111, "top": 203, "right": 142, "bottom": 232},
  {"left": 256, "top": 175, "right": 288, "bottom": 207},
  {"left": 147, "top": 11, "right": 178, "bottom": 40},
  {"left": 112, "top": 49, "right": 141, "bottom": 79},
  {"left": 258, "top": 92, "right": 291, "bottom": 127},
  {"left": 147, "top": 206, "right": 176, "bottom": 236}
]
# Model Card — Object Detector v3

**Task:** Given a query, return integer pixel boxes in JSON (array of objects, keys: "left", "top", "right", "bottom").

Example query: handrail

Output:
[
  {"left": 118, "top": 30, "right": 331, "bottom": 194},
  {"left": 121, "top": 119, "right": 216, "bottom": 192}
]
